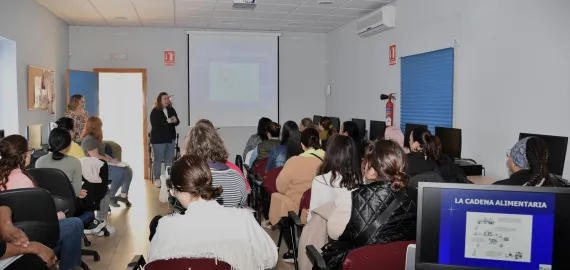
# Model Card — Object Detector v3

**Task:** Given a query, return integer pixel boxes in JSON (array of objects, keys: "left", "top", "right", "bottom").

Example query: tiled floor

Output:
[{"left": 83, "top": 179, "right": 294, "bottom": 270}]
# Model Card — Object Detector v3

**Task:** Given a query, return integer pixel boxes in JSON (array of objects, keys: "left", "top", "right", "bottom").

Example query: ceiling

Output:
[{"left": 35, "top": 0, "right": 394, "bottom": 33}]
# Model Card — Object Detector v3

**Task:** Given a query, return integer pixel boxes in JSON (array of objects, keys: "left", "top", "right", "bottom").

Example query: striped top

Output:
[{"left": 211, "top": 168, "right": 248, "bottom": 208}]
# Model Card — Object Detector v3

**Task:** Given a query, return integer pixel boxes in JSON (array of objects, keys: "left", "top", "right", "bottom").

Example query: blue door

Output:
[{"left": 67, "top": 70, "right": 99, "bottom": 116}]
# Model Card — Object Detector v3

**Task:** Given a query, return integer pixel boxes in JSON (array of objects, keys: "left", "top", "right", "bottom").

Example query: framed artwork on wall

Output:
[{"left": 27, "top": 65, "right": 55, "bottom": 114}]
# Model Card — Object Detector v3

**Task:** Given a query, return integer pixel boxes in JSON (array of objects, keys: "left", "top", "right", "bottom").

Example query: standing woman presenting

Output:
[
  {"left": 64, "top": 95, "right": 89, "bottom": 143},
  {"left": 150, "top": 92, "right": 180, "bottom": 187}
]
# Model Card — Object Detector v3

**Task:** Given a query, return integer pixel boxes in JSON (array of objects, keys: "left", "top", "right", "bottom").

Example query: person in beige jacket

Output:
[{"left": 269, "top": 128, "right": 325, "bottom": 263}]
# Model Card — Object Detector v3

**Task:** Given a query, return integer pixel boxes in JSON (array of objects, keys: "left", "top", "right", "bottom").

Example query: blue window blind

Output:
[{"left": 400, "top": 48, "right": 454, "bottom": 134}]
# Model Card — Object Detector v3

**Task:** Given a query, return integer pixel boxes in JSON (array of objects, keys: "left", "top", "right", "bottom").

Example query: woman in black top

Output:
[
  {"left": 150, "top": 92, "right": 180, "bottom": 184},
  {"left": 340, "top": 121, "right": 364, "bottom": 161},
  {"left": 406, "top": 127, "right": 467, "bottom": 183}
]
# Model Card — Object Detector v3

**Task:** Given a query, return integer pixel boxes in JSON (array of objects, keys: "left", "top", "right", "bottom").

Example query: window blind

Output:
[{"left": 400, "top": 48, "right": 454, "bottom": 134}]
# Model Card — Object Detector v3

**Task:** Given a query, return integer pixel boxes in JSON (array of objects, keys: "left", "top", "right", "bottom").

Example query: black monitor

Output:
[
  {"left": 313, "top": 115, "right": 322, "bottom": 126},
  {"left": 404, "top": 123, "right": 428, "bottom": 148},
  {"left": 352, "top": 118, "right": 366, "bottom": 140},
  {"left": 369, "top": 120, "right": 386, "bottom": 140},
  {"left": 330, "top": 117, "right": 340, "bottom": 132},
  {"left": 26, "top": 124, "right": 42, "bottom": 150},
  {"left": 417, "top": 182, "right": 570, "bottom": 270},
  {"left": 518, "top": 133, "right": 568, "bottom": 177},
  {"left": 435, "top": 127, "right": 462, "bottom": 159},
  {"left": 0, "top": 130, "right": 4, "bottom": 139}
]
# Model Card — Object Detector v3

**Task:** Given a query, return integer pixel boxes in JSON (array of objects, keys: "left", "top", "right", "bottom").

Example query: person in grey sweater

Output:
[{"left": 36, "top": 128, "right": 84, "bottom": 197}]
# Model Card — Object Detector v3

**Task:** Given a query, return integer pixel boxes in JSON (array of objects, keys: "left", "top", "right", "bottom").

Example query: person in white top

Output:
[
  {"left": 148, "top": 154, "right": 277, "bottom": 270},
  {"left": 309, "top": 135, "right": 363, "bottom": 221}
]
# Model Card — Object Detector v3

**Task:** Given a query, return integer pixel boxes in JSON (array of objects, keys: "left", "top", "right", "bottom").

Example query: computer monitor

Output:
[
  {"left": 0, "top": 130, "right": 4, "bottom": 139},
  {"left": 404, "top": 123, "right": 428, "bottom": 148},
  {"left": 519, "top": 133, "right": 568, "bottom": 177},
  {"left": 352, "top": 118, "right": 366, "bottom": 140},
  {"left": 330, "top": 117, "right": 340, "bottom": 132},
  {"left": 369, "top": 120, "right": 386, "bottom": 140},
  {"left": 435, "top": 127, "right": 462, "bottom": 159},
  {"left": 417, "top": 182, "right": 570, "bottom": 270},
  {"left": 313, "top": 115, "right": 322, "bottom": 126},
  {"left": 26, "top": 124, "right": 42, "bottom": 150}
]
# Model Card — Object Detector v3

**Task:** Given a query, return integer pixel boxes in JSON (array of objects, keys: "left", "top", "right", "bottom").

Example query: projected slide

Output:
[
  {"left": 188, "top": 33, "right": 279, "bottom": 127},
  {"left": 438, "top": 189, "right": 554, "bottom": 270}
]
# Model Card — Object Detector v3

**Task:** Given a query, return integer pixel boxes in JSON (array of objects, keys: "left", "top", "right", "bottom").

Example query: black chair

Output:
[
  {"left": 0, "top": 188, "right": 59, "bottom": 248},
  {"left": 28, "top": 168, "right": 104, "bottom": 262}
]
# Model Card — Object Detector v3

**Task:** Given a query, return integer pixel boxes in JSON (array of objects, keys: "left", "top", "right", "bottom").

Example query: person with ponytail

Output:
[
  {"left": 36, "top": 128, "right": 85, "bottom": 197},
  {"left": 321, "top": 140, "right": 417, "bottom": 269},
  {"left": 54, "top": 117, "right": 86, "bottom": 160},
  {"left": 319, "top": 117, "right": 337, "bottom": 148},
  {"left": 148, "top": 155, "right": 278, "bottom": 269},
  {"left": 406, "top": 126, "right": 467, "bottom": 183},
  {"left": 495, "top": 136, "right": 561, "bottom": 187},
  {"left": 268, "top": 127, "right": 325, "bottom": 263}
]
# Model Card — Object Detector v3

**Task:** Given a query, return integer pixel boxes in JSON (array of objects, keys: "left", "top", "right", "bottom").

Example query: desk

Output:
[{"left": 467, "top": 175, "right": 497, "bottom": 185}]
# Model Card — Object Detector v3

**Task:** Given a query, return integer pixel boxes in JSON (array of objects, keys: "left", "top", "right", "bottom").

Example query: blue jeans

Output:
[
  {"left": 77, "top": 211, "right": 95, "bottom": 224},
  {"left": 108, "top": 165, "right": 133, "bottom": 196},
  {"left": 152, "top": 142, "right": 175, "bottom": 179},
  {"left": 53, "top": 218, "right": 82, "bottom": 270}
]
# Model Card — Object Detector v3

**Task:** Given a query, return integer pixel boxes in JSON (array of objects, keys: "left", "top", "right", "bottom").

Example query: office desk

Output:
[{"left": 467, "top": 175, "right": 496, "bottom": 185}]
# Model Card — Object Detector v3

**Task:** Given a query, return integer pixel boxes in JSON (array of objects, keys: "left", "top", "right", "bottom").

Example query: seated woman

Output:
[
  {"left": 265, "top": 121, "right": 303, "bottom": 172},
  {"left": 309, "top": 135, "right": 362, "bottom": 222},
  {"left": 323, "top": 140, "right": 416, "bottom": 269},
  {"left": 55, "top": 117, "right": 85, "bottom": 159},
  {"left": 148, "top": 155, "right": 278, "bottom": 269},
  {"left": 243, "top": 117, "right": 272, "bottom": 159},
  {"left": 185, "top": 125, "right": 247, "bottom": 207},
  {"left": 318, "top": 117, "right": 337, "bottom": 149},
  {"left": 340, "top": 121, "right": 364, "bottom": 161},
  {"left": 252, "top": 122, "right": 281, "bottom": 165},
  {"left": 300, "top": 117, "right": 314, "bottom": 132},
  {"left": 0, "top": 135, "right": 83, "bottom": 270},
  {"left": 406, "top": 127, "right": 467, "bottom": 184},
  {"left": 268, "top": 128, "right": 325, "bottom": 262},
  {"left": 495, "top": 136, "right": 564, "bottom": 186}
]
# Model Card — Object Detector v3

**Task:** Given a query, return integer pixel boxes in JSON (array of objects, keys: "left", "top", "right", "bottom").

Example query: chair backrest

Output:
[
  {"left": 28, "top": 168, "right": 77, "bottom": 216},
  {"left": 145, "top": 258, "right": 232, "bottom": 270},
  {"left": 235, "top": 155, "right": 244, "bottom": 173},
  {"left": 0, "top": 188, "right": 60, "bottom": 248},
  {"left": 342, "top": 240, "right": 415, "bottom": 270},
  {"left": 254, "top": 158, "right": 269, "bottom": 178},
  {"left": 299, "top": 188, "right": 312, "bottom": 212},
  {"left": 262, "top": 167, "right": 282, "bottom": 194}
]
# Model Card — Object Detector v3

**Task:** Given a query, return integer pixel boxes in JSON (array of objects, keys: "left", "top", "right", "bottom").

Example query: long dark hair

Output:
[
  {"left": 266, "top": 122, "right": 281, "bottom": 138},
  {"left": 301, "top": 128, "right": 321, "bottom": 150},
  {"left": 48, "top": 128, "right": 72, "bottom": 160},
  {"left": 0, "top": 135, "right": 32, "bottom": 190},
  {"left": 410, "top": 127, "right": 443, "bottom": 164},
  {"left": 342, "top": 121, "right": 360, "bottom": 142},
  {"left": 523, "top": 137, "right": 551, "bottom": 186},
  {"left": 168, "top": 155, "right": 222, "bottom": 201},
  {"left": 364, "top": 139, "right": 408, "bottom": 191},
  {"left": 257, "top": 117, "right": 272, "bottom": 141},
  {"left": 318, "top": 135, "right": 362, "bottom": 190},
  {"left": 281, "top": 121, "right": 303, "bottom": 159}
]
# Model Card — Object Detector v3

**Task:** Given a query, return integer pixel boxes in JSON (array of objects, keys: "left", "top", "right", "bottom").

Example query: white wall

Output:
[
  {"left": 69, "top": 27, "right": 327, "bottom": 160},
  {"left": 326, "top": 0, "right": 570, "bottom": 179},
  {"left": 0, "top": 38, "right": 19, "bottom": 135},
  {"left": 0, "top": 0, "right": 69, "bottom": 136}
]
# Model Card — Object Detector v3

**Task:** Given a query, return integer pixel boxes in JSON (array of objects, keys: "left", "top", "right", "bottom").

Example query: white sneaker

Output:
[
  {"left": 261, "top": 220, "right": 272, "bottom": 229},
  {"left": 154, "top": 179, "right": 161, "bottom": 188},
  {"left": 95, "top": 223, "right": 116, "bottom": 236},
  {"left": 84, "top": 219, "right": 107, "bottom": 235}
]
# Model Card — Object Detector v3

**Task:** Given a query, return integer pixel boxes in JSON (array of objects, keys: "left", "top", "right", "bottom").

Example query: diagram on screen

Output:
[{"left": 464, "top": 212, "right": 533, "bottom": 263}]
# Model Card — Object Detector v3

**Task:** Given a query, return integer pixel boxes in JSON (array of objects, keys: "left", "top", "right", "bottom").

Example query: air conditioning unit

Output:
[
  {"left": 233, "top": 0, "right": 256, "bottom": 10},
  {"left": 357, "top": 5, "right": 396, "bottom": 37}
]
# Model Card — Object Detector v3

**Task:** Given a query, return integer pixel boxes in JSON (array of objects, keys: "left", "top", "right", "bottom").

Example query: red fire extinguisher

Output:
[{"left": 380, "top": 93, "right": 396, "bottom": 127}]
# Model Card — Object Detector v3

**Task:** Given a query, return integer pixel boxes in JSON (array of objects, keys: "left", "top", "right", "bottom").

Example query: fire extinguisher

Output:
[{"left": 380, "top": 93, "right": 396, "bottom": 127}]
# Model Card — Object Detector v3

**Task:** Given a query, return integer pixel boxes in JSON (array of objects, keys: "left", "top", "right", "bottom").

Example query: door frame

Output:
[{"left": 93, "top": 68, "right": 149, "bottom": 179}]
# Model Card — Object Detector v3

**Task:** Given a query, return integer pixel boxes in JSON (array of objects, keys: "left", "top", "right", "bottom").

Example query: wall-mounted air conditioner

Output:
[{"left": 357, "top": 5, "right": 396, "bottom": 38}]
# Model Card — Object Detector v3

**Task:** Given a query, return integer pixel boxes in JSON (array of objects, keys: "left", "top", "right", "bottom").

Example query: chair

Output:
[
  {"left": 126, "top": 255, "right": 232, "bottom": 270},
  {"left": 286, "top": 188, "right": 312, "bottom": 270},
  {"left": 262, "top": 167, "right": 282, "bottom": 195},
  {"left": 306, "top": 240, "right": 415, "bottom": 270},
  {"left": 0, "top": 188, "right": 60, "bottom": 248},
  {"left": 28, "top": 168, "right": 104, "bottom": 262},
  {"left": 254, "top": 158, "right": 269, "bottom": 179}
]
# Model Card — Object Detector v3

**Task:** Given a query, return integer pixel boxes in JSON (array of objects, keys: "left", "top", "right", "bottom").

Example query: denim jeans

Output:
[
  {"left": 53, "top": 217, "right": 83, "bottom": 270},
  {"left": 77, "top": 211, "right": 95, "bottom": 224},
  {"left": 108, "top": 165, "right": 133, "bottom": 196},
  {"left": 152, "top": 142, "right": 175, "bottom": 179}
]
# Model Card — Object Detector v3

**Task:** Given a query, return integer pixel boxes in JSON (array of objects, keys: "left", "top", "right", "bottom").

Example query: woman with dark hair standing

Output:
[
  {"left": 322, "top": 140, "right": 416, "bottom": 269},
  {"left": 406, "top": 127, "right": 466, "bottom": 183},
  {"left": 495, "top": 136, "right": 561, "bottom": 187},
  {"left": 340, "top": 121, "right": 364, "bottom": 161},
  {"left": 243, "top": 117, "right": 272, "bottom": 158},
  {"left": 265, "top": 121, "right": 302, "bottom": 172},
  {"left": 64, "top": 94, "right": 88, "bottom": 143},
  {"left": 150, "top": 92, "right": 179, "bottom": 187}
]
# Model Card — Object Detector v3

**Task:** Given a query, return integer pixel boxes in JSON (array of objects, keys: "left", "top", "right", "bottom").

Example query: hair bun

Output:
[
  {"left": 391, "top": 171, "right": 408, "bottom": 191},
  {"left": 199, "top": 185, "right": 223, "bottom": 200}
]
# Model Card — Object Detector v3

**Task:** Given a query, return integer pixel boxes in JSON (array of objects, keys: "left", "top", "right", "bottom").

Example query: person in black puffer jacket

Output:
[
  {"left": 406, "top": 126, "right": 470, "bottom": 184},
  {"left": 321, "top": 139, "right": 416, "bottom": 269}
]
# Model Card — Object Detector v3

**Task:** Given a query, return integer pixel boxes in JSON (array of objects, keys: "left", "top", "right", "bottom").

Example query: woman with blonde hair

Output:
[{"left": 64, "top": 94, "right": 88, "bottom": 142}]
